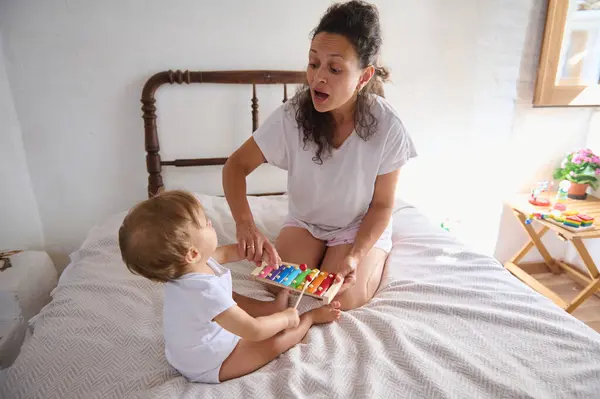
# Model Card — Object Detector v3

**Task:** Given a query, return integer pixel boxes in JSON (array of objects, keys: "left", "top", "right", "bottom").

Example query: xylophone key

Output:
[
  {"left": 298, "top": 269, "right": 320, "bottom": 290},
  {"left": 307, "top": 271, "right": 329, "bottom": 294},
  {"left": 282, "top": 267, "right": 302, "bottom": 286},
  {"left": 316, "top": 273, "right": 336, "bottom": 296},
  {"left": 291, "top": 269, "right": 313, "bottom": 289},
  {"left": 258, "top": 265, "right": 275, "bottom": 279},
  {"left": 274, "top": 265, "right": 294, "bottom": 283},
  {"left": 266, "top": 266, "right": 285, "bottom": 281}
]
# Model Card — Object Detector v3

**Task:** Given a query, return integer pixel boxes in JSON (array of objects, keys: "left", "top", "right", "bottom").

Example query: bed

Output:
[{"left": 2, "top": 70, "right": 600, "bottom": 399}]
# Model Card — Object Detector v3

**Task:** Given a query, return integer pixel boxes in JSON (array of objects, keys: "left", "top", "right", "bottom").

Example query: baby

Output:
[{"left": 118, "top": 190, "right": 341, "bottom": 383}]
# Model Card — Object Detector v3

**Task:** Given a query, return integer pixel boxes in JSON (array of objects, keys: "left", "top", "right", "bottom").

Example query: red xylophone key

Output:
[{"left": 316, "top": 273, "right": 336, "bottom": 296}]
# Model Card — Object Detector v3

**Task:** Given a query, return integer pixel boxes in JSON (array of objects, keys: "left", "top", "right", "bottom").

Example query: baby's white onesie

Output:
[{"left": 163, "top": 258, "right": 240, "bottom": 383}]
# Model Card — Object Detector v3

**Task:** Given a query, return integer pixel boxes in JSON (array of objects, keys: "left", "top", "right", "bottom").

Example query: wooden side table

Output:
[{"left": 505, "top": 193, "right": 600, "bottom": 313}]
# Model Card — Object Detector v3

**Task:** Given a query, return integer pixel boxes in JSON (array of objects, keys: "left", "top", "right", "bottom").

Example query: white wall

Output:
[
  {"left": 0, "top": 31, "right": 44, "bottom": 252},
  {"left": 0, "top": 0, "right": 597, "bottom": 270},
  {"left": 493, "top": 0, "right": 598, "bottom": 265}
]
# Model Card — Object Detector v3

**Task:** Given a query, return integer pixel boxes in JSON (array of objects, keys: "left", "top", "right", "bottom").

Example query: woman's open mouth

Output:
[{"left": 313, "top": 89, "right": 330, "bottom": 103}]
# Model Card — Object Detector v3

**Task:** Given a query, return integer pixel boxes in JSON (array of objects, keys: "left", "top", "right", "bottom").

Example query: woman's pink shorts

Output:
[{"left": 282, "top": 215, "right": 393, "bottom": 253}]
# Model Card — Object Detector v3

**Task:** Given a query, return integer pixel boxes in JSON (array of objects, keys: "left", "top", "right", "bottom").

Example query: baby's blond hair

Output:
[{"left": 118, "top": 190, "right": 203, "bottom": 282}]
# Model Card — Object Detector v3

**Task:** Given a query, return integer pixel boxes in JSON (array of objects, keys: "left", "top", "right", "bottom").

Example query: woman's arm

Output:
[
  {"left": 336, "top": 169, "right": 400, "bottom": 287},
  {"left": 350, "top": 169, "right": 399, "bottom": 261},
  {"left": 222, "top": 138, "right": 280, "bottom": 266},
  {"left": 213, "top": 305, "right": 299, "bottom": 342},
  {"left": 223, "top": 138, "right": 264, "bottom": 226}
]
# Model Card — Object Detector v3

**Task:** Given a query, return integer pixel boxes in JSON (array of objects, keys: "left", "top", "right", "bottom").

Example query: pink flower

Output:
[
  {"left": 573, "top": 158, "right": 582, "bottom": 165},
  {"left": 570, "top": 171, "right": 576, "bottom": 176},
  {"left": 596, "top": 169, "right": 600, "bottom": 176},
  {"left": 593, "top": 156, "right": 600, "bottom": 164},
  {"left": 584, "top": 157, "right": 593, "bottom": 163}
]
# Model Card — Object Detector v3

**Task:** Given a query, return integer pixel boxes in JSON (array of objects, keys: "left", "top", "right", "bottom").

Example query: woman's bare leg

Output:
[
  {"left": 264, "top": 227, "right": 326, "bottom": 295},
  {"left": 320, "top": 244, "right": 388, "bottom": 310},
  {"left": 275, "top": 227, "right": 326, "bottom": 269},
  {"left": 218, "top": 301, "right": 341, "bottom": 382}
]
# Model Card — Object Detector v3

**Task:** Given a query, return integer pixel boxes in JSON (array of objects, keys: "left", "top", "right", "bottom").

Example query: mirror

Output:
[{"left": 534, "top": 0, "right": 600, "bottom": 106}]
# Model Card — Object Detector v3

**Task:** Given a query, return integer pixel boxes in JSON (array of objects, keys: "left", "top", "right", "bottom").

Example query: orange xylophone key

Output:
[{"left": 307, "top": 271, "right": 329, "bottom": 294}]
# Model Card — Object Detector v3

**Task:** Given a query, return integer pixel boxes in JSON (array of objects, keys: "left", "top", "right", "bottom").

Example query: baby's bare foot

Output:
[
  {"left": 272, "top": 289, "right": 290, "bottom": 312},
  {"left": 310, "top": 301, "right": 342, "bottom": 324}
]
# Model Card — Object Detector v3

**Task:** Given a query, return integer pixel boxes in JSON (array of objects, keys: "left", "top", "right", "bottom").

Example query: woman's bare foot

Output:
[{"left": 307, "top": 301, "right": 342, "bottom": 324}]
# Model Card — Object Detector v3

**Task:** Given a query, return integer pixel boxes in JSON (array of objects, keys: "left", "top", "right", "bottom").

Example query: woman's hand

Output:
[
  {"left": 236, "top": 221, "right": 281, "bottom": 266},
  {"left": 334, "top": 254, "right": 360, "bottom": 293}
]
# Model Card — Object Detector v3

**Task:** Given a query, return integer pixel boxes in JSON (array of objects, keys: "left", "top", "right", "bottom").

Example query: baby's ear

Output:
[{"left": 185, "top": 247, "right": 200, "bottom": 264}]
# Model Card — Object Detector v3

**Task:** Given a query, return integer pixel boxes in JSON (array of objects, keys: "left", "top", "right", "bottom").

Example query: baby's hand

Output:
[{"left": 282, "top": 307, "right": 300, "bottom": 329}]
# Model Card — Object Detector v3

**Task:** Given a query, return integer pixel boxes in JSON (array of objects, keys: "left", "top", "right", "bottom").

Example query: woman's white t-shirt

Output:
[{"left": 253, "top": 94, "right": 417, "bottom": 231}]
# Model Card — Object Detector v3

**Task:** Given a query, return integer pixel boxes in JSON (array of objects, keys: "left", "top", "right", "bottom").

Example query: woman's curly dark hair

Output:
[{"left": 290, "top": 0, "right": 390, "bottom": 165}]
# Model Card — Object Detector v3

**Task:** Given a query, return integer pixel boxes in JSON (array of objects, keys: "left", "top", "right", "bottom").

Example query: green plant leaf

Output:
[
  {"left": 581, "top": 165, "right": 597, "bottom": 176},
  {"left": 552, "top": 150, "right": 600, "bottom": 190},
  {"left": 553, "top": 169, "right": 567, "bottom": 180}
]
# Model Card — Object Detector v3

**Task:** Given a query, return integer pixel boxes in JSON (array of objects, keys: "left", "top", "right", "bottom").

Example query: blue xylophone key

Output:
[
  {"left": 274, "top": 265, "right": 294, "bottom": 283},
  {"left": 282, "top": 267, "right": 302, "bottom": 286}
]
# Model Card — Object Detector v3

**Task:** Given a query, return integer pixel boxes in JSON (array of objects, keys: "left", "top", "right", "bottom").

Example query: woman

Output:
[{"left": 223, "top": 0, "right": 417, "bottom": 310}]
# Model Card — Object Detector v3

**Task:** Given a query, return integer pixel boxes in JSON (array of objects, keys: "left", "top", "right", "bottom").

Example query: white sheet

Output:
[{"left": 1, "top": 194, "right": 599, "bottom": 399}]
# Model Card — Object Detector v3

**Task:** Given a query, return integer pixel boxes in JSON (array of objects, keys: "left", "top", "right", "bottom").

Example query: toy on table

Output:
[
  {"left": 579, "top": 215, "right": 595, "bottom": 227},
  {"left": 526, "top": 209, "right": 595, "bottom": 231},
  {"left": 528, "top": 181, "right": 551, "bottom": 206},
  {"left": 553, "top": 180, "right": 570, "bottom": 211},
  {"left": 250, "top": 261, "right": 343, "bottom": 305},
  {"left": 563, "top": 214, "right": 595, "bottom": 228}
]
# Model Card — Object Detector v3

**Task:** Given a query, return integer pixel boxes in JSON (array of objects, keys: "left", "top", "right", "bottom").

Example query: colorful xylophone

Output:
[{"left": 251, "top": 261, "right": 343, "bottom": 304}]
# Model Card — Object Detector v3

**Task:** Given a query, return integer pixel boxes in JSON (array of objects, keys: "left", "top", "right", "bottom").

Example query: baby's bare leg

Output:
[
  {"left": 218, "top": 302, "right": 341, "bottom": 382},
  {"left": 232, "top": 291, "right": 290, "bottom": 317}
]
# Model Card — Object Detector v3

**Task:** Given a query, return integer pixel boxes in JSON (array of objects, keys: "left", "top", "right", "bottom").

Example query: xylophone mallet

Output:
[{"left": 294, "top": 274, "right": 314, "bottom": 309}]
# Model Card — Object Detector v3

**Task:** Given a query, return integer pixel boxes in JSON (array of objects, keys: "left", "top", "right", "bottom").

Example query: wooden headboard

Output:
[{"left": 141, "top": 69, "right": 306, "bottom": 198}]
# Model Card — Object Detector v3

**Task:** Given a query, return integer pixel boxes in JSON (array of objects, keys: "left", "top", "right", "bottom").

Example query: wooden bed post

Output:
[
  {"left": 141, "top": 70, "right": 193, "bottom": 197},
  {"left": 140, "top": 69, "right": 306, "bottom": 198},
  {"left": 251, "top": 84, "right": 259, "bottom": 132}
]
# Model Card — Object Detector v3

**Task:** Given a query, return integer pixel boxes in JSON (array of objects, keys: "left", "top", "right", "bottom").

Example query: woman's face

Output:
[{"left": 307, "top": 32, "right": 373, "bottom": 113}]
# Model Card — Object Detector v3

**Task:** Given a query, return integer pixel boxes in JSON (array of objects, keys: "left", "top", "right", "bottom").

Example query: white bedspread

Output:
[{"left": 2, "top": 194, "right": 600, "bottom": 398}]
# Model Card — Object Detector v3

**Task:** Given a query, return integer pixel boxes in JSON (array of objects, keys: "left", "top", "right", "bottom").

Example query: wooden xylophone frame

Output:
[{"left": 251, "top": 261, "right": 344, "bottom": 305}]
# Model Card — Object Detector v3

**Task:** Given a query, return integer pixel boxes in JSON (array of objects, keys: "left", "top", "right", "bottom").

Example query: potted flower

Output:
[{"left": 553, "top": 148, "right": 600, "bottom": 199}]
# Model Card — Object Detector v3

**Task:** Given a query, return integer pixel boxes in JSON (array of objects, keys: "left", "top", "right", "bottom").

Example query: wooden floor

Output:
[{"left": 534, "top": 271, "right": 600, "bottom": 333}]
